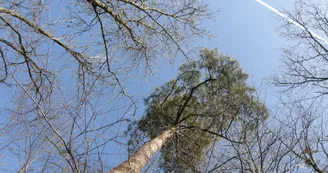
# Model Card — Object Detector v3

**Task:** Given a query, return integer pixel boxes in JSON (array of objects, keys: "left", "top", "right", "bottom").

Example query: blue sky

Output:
[
  {"left": 0, "top": 0, "right": 296, "bottom": 116},
  {"left": 0, "top": 0, "right": 298, "bottom": 170},
  {"left": 133, "top": 0, "right": 295, "bottom": 111},
  {"left": 112, "top": 0, "right": 297, "bottom": 166}
]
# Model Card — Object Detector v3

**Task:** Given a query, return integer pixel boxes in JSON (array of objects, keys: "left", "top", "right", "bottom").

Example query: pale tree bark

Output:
[{"left": 108, "top": 127, "right": 176, "bottom": 173}]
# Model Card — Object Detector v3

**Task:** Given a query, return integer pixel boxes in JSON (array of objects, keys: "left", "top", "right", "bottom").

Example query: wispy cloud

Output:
[{"left": 255, "top": 0, "right": 328, "bottom": 44}]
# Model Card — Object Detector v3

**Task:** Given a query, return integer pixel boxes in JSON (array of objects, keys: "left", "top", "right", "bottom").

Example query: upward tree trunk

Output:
[{"left": 108, "top": 127, "right": 176, "bottom": 173}]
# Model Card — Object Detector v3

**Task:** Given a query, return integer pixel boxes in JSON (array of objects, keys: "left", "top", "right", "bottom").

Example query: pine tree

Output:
[{"left": 110, "top": 49, "right": 268, "bottom": 173}]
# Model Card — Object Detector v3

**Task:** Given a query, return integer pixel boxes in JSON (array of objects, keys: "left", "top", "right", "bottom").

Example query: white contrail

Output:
[{"left": 255, "top": 0, "right": 328, "bottom": 44}]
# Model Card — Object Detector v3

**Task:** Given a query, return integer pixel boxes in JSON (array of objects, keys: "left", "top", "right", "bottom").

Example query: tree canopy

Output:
[
  {"left": 0, "top": 1, "right": 212, "bottom": 172},
  {"left": 3, "top": 0, "right": 327, "bottom": 172},
  {"left": 126, "top": 49, "right": 268, "bottom": 172}
]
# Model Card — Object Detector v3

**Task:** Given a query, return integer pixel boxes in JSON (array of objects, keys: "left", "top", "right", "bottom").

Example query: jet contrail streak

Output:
[{"left": 255, "top": 0, "right": 328, "bottom": 44}]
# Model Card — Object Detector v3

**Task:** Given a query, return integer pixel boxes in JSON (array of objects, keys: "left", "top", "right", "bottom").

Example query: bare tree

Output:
[
  {"left": 273, "top": 0, "right": 328, "bottom": 96},
  {"left": 0, "top": 0, "right": 212, "bottom": 172},
  {"left": 272, "top": 0, "right": 328, "bottom": 172}
]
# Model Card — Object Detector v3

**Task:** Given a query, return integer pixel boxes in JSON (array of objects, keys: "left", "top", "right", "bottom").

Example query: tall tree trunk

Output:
[{"left": 108, "top": 127, "right": 176, "bottom": 173}]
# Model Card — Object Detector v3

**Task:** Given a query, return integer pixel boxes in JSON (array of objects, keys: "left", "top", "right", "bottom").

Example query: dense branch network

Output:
[{"left": 0, "top": 0, "right": 211, "bottom": 172}]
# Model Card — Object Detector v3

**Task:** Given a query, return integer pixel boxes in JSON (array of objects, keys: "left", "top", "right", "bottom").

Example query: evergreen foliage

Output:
[{"left": 128, "top": 49, "right": 268, "bottom": 172}]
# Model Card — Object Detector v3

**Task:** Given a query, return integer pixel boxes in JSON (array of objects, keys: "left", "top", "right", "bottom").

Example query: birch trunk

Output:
[{"left": 108, "top": 127, "right": 176, "bottom": 173}]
